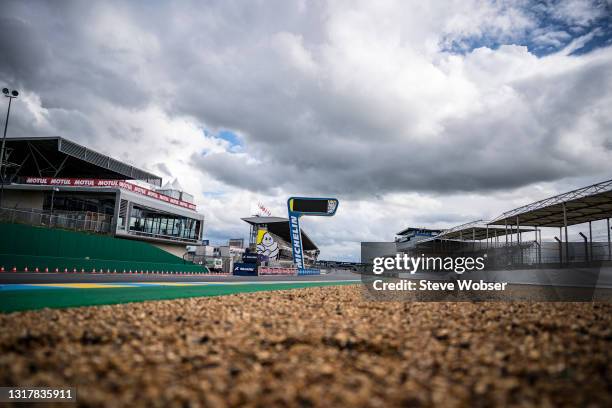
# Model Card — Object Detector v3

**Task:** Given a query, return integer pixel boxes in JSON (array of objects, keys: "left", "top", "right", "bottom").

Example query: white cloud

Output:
[{"left": 552, "top": 0, "right": 608, "bottom": 26}]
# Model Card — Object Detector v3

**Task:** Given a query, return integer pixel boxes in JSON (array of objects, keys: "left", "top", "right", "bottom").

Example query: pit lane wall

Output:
[{"left": 0, "top": 223, "right": 208, "bottom": 274}]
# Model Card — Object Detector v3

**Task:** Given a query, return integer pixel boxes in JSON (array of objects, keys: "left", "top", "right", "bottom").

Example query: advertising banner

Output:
[
  {"left": 288, "top": 214, "right": 304, "bottom": 269},
  {"left": 23, "top": 177, "right": 197, "bottom": 210},
  {"left": 232, "top": 263, "right": 258, "bottom": 276},
  {"left": 255, "top": 228, "right": 279, "bottom": 260},
  {"left": 258, "top": 267, "right": 297, "bottom": 276}
]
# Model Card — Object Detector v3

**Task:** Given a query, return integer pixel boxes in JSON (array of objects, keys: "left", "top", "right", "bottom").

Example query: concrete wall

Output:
[
  {"left": 2, "top": 190, "right": 44, "bottom": 210},
  {"left": 0, "top": 222, "right": 206, "bottom": 273},
  {"left": 151, "top": 242, "right": 187, "bottom": 258}
]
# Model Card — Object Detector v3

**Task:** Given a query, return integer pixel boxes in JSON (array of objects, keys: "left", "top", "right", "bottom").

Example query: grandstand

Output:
[
  {"left": 0, "top": 136, "right": 204, "bottom": 257},
  {"left": 241, "top": 216, "right": 320, "bottom": 266},
  {"left": 395, "top": 227, "right": 442, "bottom": 251}
]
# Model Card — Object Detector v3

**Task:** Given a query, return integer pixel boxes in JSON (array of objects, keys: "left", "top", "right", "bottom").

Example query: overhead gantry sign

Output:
[{"left": 287, "top": 197, "right": 339, "bottom": 271}]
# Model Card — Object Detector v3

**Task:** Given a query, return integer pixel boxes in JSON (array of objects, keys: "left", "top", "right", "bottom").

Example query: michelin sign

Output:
[
  {"left": 256, "top": 229, "right": 280, "bottom": 260},
  {"left": 287, "top": 197, "right": 339, "bottom": 271}
]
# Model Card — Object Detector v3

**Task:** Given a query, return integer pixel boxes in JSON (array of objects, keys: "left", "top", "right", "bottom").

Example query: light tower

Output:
[{"left": 0, "top": 87, "right": 19, "bottom": 207}]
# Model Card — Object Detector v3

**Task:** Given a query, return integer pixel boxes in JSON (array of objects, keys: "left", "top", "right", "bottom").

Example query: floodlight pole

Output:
[{"left": 0, "top": 93, "right": 15, "bottom": 208}]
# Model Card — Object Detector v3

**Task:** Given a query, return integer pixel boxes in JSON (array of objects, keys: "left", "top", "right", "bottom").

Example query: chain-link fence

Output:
[{"left": 0, "top": 207, "right": 112, "bottom": 234}]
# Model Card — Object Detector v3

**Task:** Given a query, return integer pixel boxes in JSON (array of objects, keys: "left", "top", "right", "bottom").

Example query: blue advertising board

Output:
[{"left": 233, "top": 263, "right": 258, "bottom": 276}]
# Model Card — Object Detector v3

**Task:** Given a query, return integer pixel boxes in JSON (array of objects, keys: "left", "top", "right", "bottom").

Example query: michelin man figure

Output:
[{"left": 257, "top": 231, "right": 279, "bottom": 260}]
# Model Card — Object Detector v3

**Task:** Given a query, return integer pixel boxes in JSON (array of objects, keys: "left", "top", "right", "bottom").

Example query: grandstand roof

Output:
[
  {"left": 396, "top": 226, "right": 443, "bottom": 236},
  {"left": 489, "top": 178, "right": 612, "bottom": 227},
  {"left": 242, "top": 216, "right": 289, "bottom": 225},
  {"left": 3, "top": 136, "right": 162, "bottom": 186},
  {"left": 241, "top": 216, "right": 318, "bottom": 251},
  {"left": 438, "top": 220, "right": 535, "bottom": 241}
]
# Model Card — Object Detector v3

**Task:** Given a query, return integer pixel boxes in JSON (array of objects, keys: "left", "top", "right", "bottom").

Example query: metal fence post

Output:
[
  {"left": 555, "top": 236, "right": 562, "bottom": 265},
  {"left": 588, "top": 221, "right": 592, "bottom": 263},
  {"left": 559, "top": 227, "right": 563, "bottom": 264},
  {"left": 563, "top": 203, "right": 569, "bottom": 264},
  {"left": 516, "top": 217, "right": 520, "bottom": 244},
  {"left": 579, "top": 232, "right": 588, "bottom": 264},
  {"left": 606, "top": 218, "right": 612, "bottom": 261}
]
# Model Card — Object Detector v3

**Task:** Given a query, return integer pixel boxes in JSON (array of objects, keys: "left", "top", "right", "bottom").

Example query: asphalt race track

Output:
[
  {"left": 0, "top": 268, "right": 361, "bottom": 284},
  {"left": 0, "top": 269, "right": 362, "bottom": 313}
]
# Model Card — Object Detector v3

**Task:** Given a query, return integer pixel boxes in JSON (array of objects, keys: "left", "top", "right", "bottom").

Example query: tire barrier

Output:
[{"left": 258, "top": 267, "right": 297, "bottom": 276}]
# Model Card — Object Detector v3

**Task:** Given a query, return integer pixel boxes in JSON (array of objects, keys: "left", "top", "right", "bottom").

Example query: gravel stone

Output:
[{"left": 0, "top": 285, "right": 611, "bottom": 407}]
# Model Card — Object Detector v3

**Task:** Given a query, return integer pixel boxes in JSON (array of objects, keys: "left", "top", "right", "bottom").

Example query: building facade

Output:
[{"left": 0, "top": 137, "right": 204, "bottom": 256}]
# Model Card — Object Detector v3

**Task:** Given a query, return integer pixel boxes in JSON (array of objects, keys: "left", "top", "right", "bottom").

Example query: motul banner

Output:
[
  {"left": 23, "top": 177, "right": 197, "bottom": 211},
  {"left": 258, "top": 267, "right": 297, "bottom": 276}
]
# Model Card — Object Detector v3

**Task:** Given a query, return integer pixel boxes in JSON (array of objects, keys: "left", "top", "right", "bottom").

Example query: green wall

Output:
[{"left": 0, "top": 222, "right": 207, "bottom": 273}]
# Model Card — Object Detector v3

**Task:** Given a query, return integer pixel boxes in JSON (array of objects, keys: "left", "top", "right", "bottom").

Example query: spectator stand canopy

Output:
[
  {"left": 489, "top": 178, "right": 612, "bottom": 262},
  {"left": 403, "top": 220, "right": 535, "bottom": 255},
  {"left": 241, "top": 216, "right": 319, "bottom": 252},
  {"left": 437, "top": 220, "right": 535, "bottom": 242},
  {"left": 489, "top": 179, "right": 612, "bottom": 228},
  {"left": 2, "top": 136, "right": 162, "bottom": 186}
]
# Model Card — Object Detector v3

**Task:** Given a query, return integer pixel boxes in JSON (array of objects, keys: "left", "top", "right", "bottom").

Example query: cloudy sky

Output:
[{"left": 1, "top": 0, "right": 612, "bottom": 260}]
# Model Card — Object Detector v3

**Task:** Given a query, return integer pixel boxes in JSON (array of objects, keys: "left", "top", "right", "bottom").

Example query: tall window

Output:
[{"left": 128, "top": 205, "right": 200, "bottom": 241}]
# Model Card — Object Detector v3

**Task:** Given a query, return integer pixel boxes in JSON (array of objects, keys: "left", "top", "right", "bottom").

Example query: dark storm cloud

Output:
[
  {"left": 1, "top": 0, "right": 155, "bottom": 112},
  {"left": 0, "top": 16, "right": 50, "bottom": 86},
  {"left": 191, "top": 49, "right": 612, "bottom": 197}
]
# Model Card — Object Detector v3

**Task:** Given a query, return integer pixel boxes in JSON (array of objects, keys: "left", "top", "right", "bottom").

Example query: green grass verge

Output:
[{"left": 0, "top": 282, "right": 358, "bottom": 313}]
